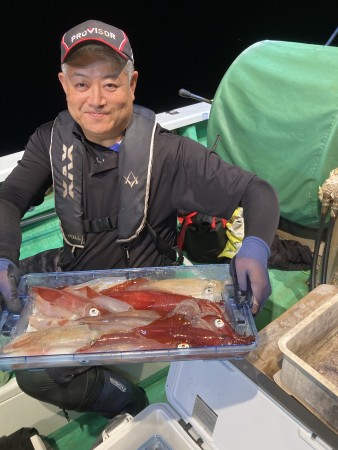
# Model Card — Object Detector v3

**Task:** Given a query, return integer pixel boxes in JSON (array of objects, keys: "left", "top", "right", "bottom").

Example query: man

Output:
[{"left": 0, "top": 20, "right": 279, "bottom": 419}]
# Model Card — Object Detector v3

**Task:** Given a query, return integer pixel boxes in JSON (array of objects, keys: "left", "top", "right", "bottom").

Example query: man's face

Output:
[{"left": 58, "top": 58, "right": 138, "bottom": 146}]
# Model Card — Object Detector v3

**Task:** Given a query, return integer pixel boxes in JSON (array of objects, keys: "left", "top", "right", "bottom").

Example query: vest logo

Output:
[
  {"left": 67, "top": 233, "right": 84, "bottom": 243},
  {"left": 123, "top": 171, "right": 138, "bottom": 188},
  {"left": 62, "top": 144, "right": 74, "bottom": 198}
]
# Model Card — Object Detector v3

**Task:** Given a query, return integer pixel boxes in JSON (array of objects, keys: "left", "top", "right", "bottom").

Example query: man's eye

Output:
[{"left": 105, "top": 83, "right": 116, "bottom": 90}]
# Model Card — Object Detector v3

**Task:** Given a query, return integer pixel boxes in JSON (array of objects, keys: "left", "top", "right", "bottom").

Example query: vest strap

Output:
[
  {"left": 83, "top": 215, "right": 118, "bottom": 233},
  {"left": 145, "top": 222, "right": 184, "bottom": 266}
]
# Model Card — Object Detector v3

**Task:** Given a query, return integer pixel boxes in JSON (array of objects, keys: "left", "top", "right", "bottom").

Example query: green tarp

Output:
[
  {"left": 207, "top": 40, "right": 338, "bottom": 229},
  {"left": 20, "top": 193, "right": 62, "bottom": 260},
  {"left": 176, "top": 120, "right": 208, "bottom": 147}
]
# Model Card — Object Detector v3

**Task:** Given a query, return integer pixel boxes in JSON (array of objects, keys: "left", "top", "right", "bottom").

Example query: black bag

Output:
[
  {"left": 268, "top": 235, "right": 313, "bottom": 270},
  {"left": 177, "top": 212, "right": 228, "bottom": 263},
  {"left": 0, "top": 427, "right": 46, "bottom": 450}
]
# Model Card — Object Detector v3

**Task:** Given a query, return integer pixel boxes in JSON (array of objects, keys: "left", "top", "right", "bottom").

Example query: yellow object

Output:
[
  {"left": 0, "top": 370, "right": 10, "bottom": 386},
  {"left": 218, "top": 207, "right": 244, "bottom": 258}
]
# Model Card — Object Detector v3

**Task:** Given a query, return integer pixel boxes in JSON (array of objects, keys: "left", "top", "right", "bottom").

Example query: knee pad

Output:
[
  {"left": 16, "top": 366, "right": 149, "bottom": 419},
  {"left": 78, "top": 367, "right": 149, "bottom": 419}
]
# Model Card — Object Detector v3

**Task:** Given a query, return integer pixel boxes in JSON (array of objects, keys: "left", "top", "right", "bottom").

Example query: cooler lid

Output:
[
  {"left": 166, "top": 360, "right": 324, "bottom": 450},
  {"left": 166, "top": 360, "right": 245, "bottom": 448},
  {"left": 167, "top": 359, "right": 278, "bottom": 449}
]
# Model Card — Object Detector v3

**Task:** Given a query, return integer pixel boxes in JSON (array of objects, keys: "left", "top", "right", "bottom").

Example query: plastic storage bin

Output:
[{"left": 275, "top": 294, "right": 338, "bottom": 432}]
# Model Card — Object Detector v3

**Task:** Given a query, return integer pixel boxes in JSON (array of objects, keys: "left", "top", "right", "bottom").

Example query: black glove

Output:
[
  {"left": 0, "top": 258, "right": 23, "bottom": 313},
  {"left": 232, "top": 236, "right": 271, "bottom": 315}
]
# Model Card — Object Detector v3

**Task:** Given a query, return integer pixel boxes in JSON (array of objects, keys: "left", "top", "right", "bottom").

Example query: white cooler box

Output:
[{"left": 94, "top": 360, "right": 333, "bottom": 450}]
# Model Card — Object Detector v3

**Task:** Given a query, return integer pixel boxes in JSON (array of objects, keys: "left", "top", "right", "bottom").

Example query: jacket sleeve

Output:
[
  {"left": 239, "top": 175, "right": 280, "bottom": 248},
  {"left": 0, "top": 199, "right": 22, "bottom": 264}
]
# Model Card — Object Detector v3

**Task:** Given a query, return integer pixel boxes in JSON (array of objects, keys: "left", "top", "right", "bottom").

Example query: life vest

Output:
[
  {"left": 49, "top": 105, "right": 183, "bottom": 266},
  {"left": 50, "top": 105, "right": 156, "bottom": 249}
]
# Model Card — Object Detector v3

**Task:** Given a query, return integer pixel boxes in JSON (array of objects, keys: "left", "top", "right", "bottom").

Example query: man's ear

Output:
[
  {"left": 130, "top": 71, "right": 138, "bottom": 95},
  {"left": 58, "top": 72, "right": 67, "bottom": 93}
]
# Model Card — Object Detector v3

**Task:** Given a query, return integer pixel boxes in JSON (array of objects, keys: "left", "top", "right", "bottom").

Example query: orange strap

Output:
[
  {"left": 178, "top": 213, "right": 227, "bottom": 248},
  {"left": 177, "top": 212, "right": 198, "bottom": 250}
]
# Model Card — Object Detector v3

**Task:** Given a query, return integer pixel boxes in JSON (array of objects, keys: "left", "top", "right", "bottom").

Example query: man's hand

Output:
[
  {"left": 0, "top": 258, "right": 23, "bottom": 313},
  {"left": 232, "top": 237, "right": 271, "bottom": 315}
]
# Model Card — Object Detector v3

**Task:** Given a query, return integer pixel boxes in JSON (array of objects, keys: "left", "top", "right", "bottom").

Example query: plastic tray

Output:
[{"left": 0, "top": 264, "right": 258, "bottom": 371}]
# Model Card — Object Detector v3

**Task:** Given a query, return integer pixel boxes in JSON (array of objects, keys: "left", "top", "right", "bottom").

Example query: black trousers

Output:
[{"left": 15, "top": 366, "right": 148, "bottom": 419}]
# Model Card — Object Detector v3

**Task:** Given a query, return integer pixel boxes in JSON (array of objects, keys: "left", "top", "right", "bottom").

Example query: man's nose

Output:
[{"left": 88, "top": 86, "right": 107, "bottom": 106}]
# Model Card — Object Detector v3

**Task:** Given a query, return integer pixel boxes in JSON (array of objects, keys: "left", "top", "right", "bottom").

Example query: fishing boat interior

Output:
[{"left": 0, "top": 39, "right": 338, "bottom": 449}]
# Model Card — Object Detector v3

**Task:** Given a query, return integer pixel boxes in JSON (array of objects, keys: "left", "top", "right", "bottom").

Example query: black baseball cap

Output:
[{"left": 61, "top": 20, "right": 134, "bottom": 64}]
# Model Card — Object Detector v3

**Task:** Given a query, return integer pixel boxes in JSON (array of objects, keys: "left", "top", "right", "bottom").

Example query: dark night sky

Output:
[{"left": 1, "top": 1, "right": 337, "bottom": 155}]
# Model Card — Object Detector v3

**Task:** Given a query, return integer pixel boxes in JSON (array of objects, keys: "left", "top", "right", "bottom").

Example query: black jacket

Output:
[{"left": 0, "top": 106, "right": 279, "bottom": 271}]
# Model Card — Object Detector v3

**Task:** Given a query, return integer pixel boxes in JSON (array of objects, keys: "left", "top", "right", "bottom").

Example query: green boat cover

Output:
[
  {"left": 207, "top": 40, "right": 338, "bottom": 230},
  {"left": 20, "top": 193, "right": 62, "bottom": 260},
  {"left": 176, "top": 120, "right": 208, "bottom": 147}
]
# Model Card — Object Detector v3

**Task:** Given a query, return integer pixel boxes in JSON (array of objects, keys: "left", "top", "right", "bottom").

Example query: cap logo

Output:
[{"left": 71, "top": 27, "right": 116, "bottom": 43}]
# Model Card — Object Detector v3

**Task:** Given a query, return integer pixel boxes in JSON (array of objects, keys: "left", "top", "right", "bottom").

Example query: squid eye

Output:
[
  {"left": 177, "top": 342, "right": 190, "bottom": 348},
  {"left": 89, "top": 308, "right": 100, "bottom": 316},
  {"left": 214, "top": 318, "right": 225, "bottom": 328}
]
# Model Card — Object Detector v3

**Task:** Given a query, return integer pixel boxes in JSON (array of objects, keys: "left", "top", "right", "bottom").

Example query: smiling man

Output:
[{"left": 0, "top": 19, "right": 279, "bottom": 421}]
